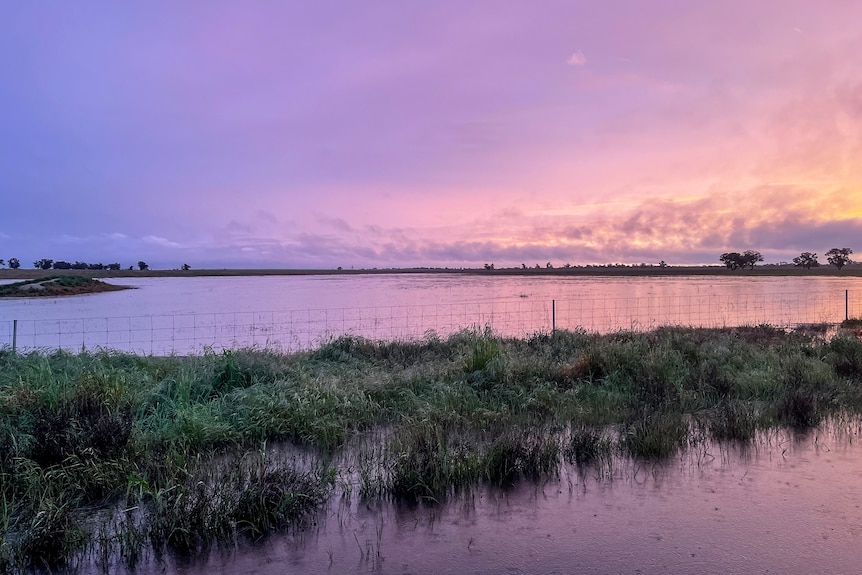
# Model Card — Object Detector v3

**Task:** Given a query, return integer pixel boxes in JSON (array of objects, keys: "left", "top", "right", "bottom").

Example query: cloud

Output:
[
  {"left": 316, "top": 216, "right": 353, "bottom": 232},
  {"left": 567, "top": 50, "right": 587, "bottom": 66},
  {"left": 142, "top": 235, "right": 185, "bottom": 249}
]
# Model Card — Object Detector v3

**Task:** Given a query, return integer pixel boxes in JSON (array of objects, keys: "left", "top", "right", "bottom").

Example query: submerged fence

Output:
[{"left": 2, "top": 290, "right": 861, "bottom": 355}]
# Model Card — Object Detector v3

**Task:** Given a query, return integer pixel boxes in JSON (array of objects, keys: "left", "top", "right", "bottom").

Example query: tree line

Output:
[
  {"left": 31, "top": 259, "right": 130, "bottom": 270},
  {"left": 720, "top": 248, "right": 853, "bottom": 270},
  {"left": 0, "top": 259, "right": 151, "bottom": 271},
  {"left": 0, "top": 259, "right": 195, "bottom": 271}
]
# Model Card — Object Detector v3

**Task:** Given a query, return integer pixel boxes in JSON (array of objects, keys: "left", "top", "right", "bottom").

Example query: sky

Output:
[{"left": 1, "top": 1, "right": 861, "bottom": 270}]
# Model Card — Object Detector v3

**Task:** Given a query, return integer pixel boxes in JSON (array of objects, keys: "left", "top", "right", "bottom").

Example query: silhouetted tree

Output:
[
  {"left": 792, "top": 252, "right": 819, "bottom": 269},
  {"left": 0, "top": 259, "right": 4, "bottom": 268},
  {"left": 720, "top": 252, "right": 743, "bottom": 270},
  {"left": 8, "top": 258, "right": 20, "bottom": 269},
  {"left": 181, "top": 263, "right": 191, "bottom": 271},
  {"left": 34, "top": 259, "right": 53, "bottom": 270},
  {"left": 741, "top": 250, "right": 763, "bottom": 269},
  {"left": 52, "top": 261, "right": 72, "bottom": 270},
  {"left": 105, "top": 263, "right": 121, "bottom": 270},
  {"left": 137, "top": 261, "right": 149, "bottom": 271},
  {"left": 659, "top": 260, "right": 668, "bottom": 268},
  {"left": 826, "top": 248, "right": 853, "bottom": 270},
  {"left": 546, "top": 262, "right": 553, "bottom": 269},
  {"left": 721, "top": 251, "right": 762, "bottom": 270}
]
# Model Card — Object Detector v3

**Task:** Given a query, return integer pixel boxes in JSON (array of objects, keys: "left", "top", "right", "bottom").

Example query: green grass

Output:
[
  {"left": 3, "top": 325, "right": 862, "bottom": 570},
  {"left": 0, "top": 275, "right": 129, "bottom": 297}
]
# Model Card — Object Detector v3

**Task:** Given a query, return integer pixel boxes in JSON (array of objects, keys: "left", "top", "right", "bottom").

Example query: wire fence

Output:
[{"left": 2, "top": 290, "right": 860, "bottom": 355}]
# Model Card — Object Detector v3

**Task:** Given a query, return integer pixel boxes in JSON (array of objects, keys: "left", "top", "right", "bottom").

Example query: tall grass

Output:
[{"left": 3, "top": 325, "right": 862, "bottom": 570}]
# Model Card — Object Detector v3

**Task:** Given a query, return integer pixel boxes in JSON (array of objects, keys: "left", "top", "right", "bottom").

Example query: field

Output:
[
  {"left": 4, "top": 264, "right": 862, "bottom": 281},
  {"left": 3, "top": 325, "right": 862, "bottom": 571}
]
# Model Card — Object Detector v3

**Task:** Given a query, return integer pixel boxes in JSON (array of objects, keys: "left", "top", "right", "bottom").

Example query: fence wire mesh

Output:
[{"left": 2, "top": 290, "right": 860, "bottom": 355}]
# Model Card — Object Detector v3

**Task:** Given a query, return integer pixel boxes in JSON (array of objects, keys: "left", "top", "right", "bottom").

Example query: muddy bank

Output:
[{"left": 0, "top": 276, "right": 132, "bottom": 298}]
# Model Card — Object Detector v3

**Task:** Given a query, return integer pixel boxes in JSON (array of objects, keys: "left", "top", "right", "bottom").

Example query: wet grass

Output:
[
  {"left": 3, "top": 325, "right": 862, "bottom": 571},
  {"left": 0, "top": 276, "right": 130, "bottom": 298}
]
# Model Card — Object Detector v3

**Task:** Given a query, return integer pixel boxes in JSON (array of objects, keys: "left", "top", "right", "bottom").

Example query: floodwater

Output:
[
  {"left": 2, "top": 274, "right": 862, "bottom": 353},
  {"left": 111, "top": 423, "right": 862, "bottom": 575}
]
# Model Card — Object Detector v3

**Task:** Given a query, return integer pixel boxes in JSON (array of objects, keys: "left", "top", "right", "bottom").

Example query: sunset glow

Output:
[{"left": 2, "top": 0, "right": 861, "bottom": 268}]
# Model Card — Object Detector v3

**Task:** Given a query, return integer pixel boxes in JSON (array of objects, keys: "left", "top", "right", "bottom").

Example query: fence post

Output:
[
  {"left": 846, "top": 290, "right": 850, "bottom": 322},
  {"left": 552, "top": 300, "right": 556, "bottom": 333},
  {"left": 12, "top": 319, "right": 17, "bottom": 353}
]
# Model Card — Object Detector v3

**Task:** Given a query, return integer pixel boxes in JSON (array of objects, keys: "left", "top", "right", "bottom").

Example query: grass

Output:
[
  {"left": 0, "top": 276, "right": 130, "bottom": 298},
  {"left": 3, "top": 325, "right": 862, "bottom": 570}
]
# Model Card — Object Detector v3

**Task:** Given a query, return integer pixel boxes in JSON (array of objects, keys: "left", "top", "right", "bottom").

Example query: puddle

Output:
[{"left": 83, "top": 421, "right": 862, "bottom": 575}]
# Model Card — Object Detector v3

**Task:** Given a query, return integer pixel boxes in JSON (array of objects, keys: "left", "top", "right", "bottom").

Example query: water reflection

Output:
[
  {"left": 100, "top": 420, "right": 862, "bottom": 575},
  {"left": 3, "top": 275, "right": 862, "bottom": 354}
]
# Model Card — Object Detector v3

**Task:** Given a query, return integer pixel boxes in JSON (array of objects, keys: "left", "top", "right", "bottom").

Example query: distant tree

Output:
[
  {"left": 88, "top": 263, "right": 104, "bottom": 270},
  {"left": 563, "top": 263, "right": 571, "bottom": 268},
  {"left": 137, "top": 261, "right": 149, "bottom": 271},
  {"left": 8, "top": 258, "right": 20, "bottom": 269},
  {"left": 535, "top": 263, "right": 541, "bottom": 269},
  {"left": 546, "top": 262, "right": 553, "bottom": 269},
  {"left": 741, "top": 250, "right": 763, "bottom": 269},
  {"left": 659, "top": 260, "right": 668, "bottom": 268},
  {"left": 71, "top": 261, "right": 88, "bottom": 270},
  {"left": 792, "top": 252, "right": 820, "bottom": 269},
  {"left": 34, "top": 258, "right": 53, "bottom": 270},
  {"left": 106, "top": 263, "right": 121, "bottom": 270},
  {"left": 52, "top": 261, "right": 72, "bottom": 270},
  {"left": 720, "top": 251, "right": 762, "bottom": 270},
  {"left": 181, "top": 263, "right": 191, "bottom": 271},
  {"left": 720, "top": 252, "right": 743, "bottom": 270},
  {"left": 826, "top": 248, "right": 853, "bottom": 270},
  {"left": 521, "top": 263, "right": 526, "bottom": 269},
  {"left": 0, "top": 259, "right": 4, "bottom": 268}
]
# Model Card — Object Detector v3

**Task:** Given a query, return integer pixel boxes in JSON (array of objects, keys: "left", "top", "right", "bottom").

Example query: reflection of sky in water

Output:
[
  {"left": 3, "top": 275, "right": 862, "bottom": 353},
  {"left": 105, "top": 425, "right": 862, "bottom": 575}
]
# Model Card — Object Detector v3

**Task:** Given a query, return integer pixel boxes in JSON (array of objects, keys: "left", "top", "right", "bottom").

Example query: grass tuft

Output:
[{"left": 620, "top": 411, "right": 689, "bottom": 459}]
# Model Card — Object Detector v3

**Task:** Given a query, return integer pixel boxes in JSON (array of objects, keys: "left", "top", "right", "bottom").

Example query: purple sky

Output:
[{"left": 2, "top": 1, "right": 861, "bottom": 269}]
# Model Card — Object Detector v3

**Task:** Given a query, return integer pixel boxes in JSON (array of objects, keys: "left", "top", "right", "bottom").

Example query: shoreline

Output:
[
  {"left": 0, "top": 276, "right": 132, "bottom": 298},
  {"left": 3, "top": 265, "right": 862, "bottom": 280},
  {"left": 2, "top": 326, "right": 862, "bottom": 571}
]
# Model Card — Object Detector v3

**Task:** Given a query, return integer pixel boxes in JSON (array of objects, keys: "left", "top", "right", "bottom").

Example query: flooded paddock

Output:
[
  {"left": 3, "top": 274, "right": 862, "bottom": 354},
  {"left": 97, "top": 421, "right": 862, "bottom": 575}
]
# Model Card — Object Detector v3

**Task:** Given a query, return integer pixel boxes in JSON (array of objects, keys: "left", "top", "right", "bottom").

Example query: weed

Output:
[
  {"left": 484, "top": 432, "right": 559, "bottom": 486},
  {"left": 709, "top": 400, "right": 758, "bottom": 442},
  {"left": 778, "top": 391, "right": 820, "bottom": 429},
  {"left": 565, "top": 426, "right": 614, "bottom": 466},
  {"left": 387, "top": 422, "right": 478, "bottom": 502},
  {"left": 620, "top": 411, "right": 689, "bottom": 459},
  {"left": 827, "top": 336, "right": 862, "bottom": 379}
]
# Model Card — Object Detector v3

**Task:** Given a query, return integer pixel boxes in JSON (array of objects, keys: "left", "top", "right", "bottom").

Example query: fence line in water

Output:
[{"left": 1, "top": 289, "right": 859, "bottom": 355}]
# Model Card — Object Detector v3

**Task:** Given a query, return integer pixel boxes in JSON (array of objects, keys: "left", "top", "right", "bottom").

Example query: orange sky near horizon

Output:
[{"left": 2, "top": 0, "right": 861, "bottom": 268}]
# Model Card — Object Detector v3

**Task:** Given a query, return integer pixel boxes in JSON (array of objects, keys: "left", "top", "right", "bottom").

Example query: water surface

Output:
[
  {"left": 2, "top": 274, "right": 861, "bottom": 353},
  {"left": 113, "top": 424, "right": 862, "bottom": 575}
]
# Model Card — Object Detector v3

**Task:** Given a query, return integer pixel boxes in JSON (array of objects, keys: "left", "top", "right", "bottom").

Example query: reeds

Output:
[{"left": 2, "top": 324, "right": 862, "bottom": 570}]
